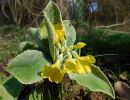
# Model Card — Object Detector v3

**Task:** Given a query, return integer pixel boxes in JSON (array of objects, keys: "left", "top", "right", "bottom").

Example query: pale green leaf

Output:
[
  {"left": 44, "top": 14, "right": 56, "bottom": 62},
  {"left": 27, "top": 27, "right": 38, "bottom": 35},
  {"left": 63, "top": 20, "right": 76, "bottom": 46},
  {"left": 44, "top": 0, "right": 62, "bottom": 24},
  {"left": 19, "top": 41, "right": 38, "bottom": 52},
  {"left": 69, "top": 65, "right": 115, "bottom": 98},
  {"left": 27, "top": 27, "right": 52, "bottom": 59},
  {"left": 42, "top": 0, "right": 63, "bottom": 61},
  {"left": 7, "top": 50, "right": 50, "bottom": 84},
  {"left": 39, "top": 20, "right": 48, "bottom": 39}
]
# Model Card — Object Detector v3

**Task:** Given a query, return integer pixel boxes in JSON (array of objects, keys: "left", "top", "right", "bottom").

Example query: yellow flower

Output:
[
  {"left": 54, "top": 23, "right": 65, "bottom": 44},
  {"left": 79, "top": 55, "right": 96, "bottom": 64},
  {"left": 64, "top": 55, "right": 95, "bottom": 74},
  {"left": 73, "top": 42, "right": 86, "bottom": 49},
  {"left": 41, "top": 60, "right": 65, "bottom": 84},
  {"left": 64, "top": 58, "right": 78, "bottom": 73}
]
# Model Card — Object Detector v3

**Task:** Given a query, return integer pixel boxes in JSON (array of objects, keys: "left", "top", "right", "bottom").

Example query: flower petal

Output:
[
  {"left": 64, "top": 58, "right": 91, "bottom": 74},
  {"left": 64, "top": 58, "right": 77, "bottom": 73},
  {"left": 54, "top": 23, "right": 65, "bottom": 44},
  {"left": 79, "top": 55, "right": 96, "bottom": 64},
  {"left": 76, "top": 60, "right": 91, "bottom": 73},
  {"left": 41, "top": 66, "right": 65, "bottom": 84},
  {"left": 41, "top": 60, "right": 65, "bottom": 84},
  {"left": 73, "top": 42, "right": 86, "bottom": 49}
]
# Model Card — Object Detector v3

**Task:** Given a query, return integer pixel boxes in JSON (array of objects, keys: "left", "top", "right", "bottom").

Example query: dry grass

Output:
[{"left": 0, "top": 0, "right": 48, "bottom": 26}]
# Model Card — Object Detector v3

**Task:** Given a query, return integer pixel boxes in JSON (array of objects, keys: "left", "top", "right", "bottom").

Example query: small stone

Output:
[{"left": 114, "top": 81, "right": 130, "bottom": 100}]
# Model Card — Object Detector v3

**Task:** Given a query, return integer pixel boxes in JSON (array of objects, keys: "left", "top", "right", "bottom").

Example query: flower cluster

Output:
[
  {"left": 40, "top": 23, "right": 96, "bottom": 84},
  {"left": 41, "top": 54, "right": 95, "bottom": 83}
]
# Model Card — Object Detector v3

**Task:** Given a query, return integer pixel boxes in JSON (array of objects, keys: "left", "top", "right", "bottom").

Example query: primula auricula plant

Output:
[{"left": 0, "top": 0, "right": 115, "bottom": 100}]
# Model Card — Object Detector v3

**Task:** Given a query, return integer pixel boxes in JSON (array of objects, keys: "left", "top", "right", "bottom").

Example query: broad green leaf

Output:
[
  {"left": 0, "top": 76, "right": 22, "bottom": 100},
  {"left": 69, "top": 65, "right": 115, "bottom": 98},
  {"left": 42, "top": 0, "right": 63, "bottom": 62},
  {"left": 63, "top": 20, "right": 76, "bottom": 46},
  {"left": 40, "top": 0, "right": 62, "bottom": 39},
  {"left": 27, "top": 27, "right": 48, "bottom": 50},
  {"left": 7, "top": 50, "right": 50, "bottom": 84},
  {"left": 44, "top": 14, "right": 56, "bottom": 62},
  {"left": 44, "top": 0, "right": 62, "bottom": 24},
  {"left": 27, "top": 27, "right": 52, "bottom": 59},
  {"left": 19, "top": 41, "right": 38, "bottom": 52},
  {"left": 39, "top": 20, "right": 48, "bottom": 39}
]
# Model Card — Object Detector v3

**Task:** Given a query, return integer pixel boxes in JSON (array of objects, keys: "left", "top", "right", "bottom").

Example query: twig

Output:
[
  {"left": 96, "top": 21, "right": 126, "bottom": 29},
  {"left": 94, "top": 54, "right": 118, "bottom": 57}
]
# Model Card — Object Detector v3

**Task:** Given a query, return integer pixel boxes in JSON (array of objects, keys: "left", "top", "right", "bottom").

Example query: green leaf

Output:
[
  {"left": 28, "top": 27, "right": 39, "bottom": 35},
  {"left": 0, "top": 76, "right": 22, "bottom": 100},
  {"left": 39, "top": 0, "right": 62, "bottom": 39},
  {"left": 41, "top": 0, "right": 63, "bottom": 62},
  {"left": 69, "top": 65, "right": 115, "bottom": 98},
  {"left": 44, "top": 14, "right": 56, "bottom": 62},
  {"left": 39, "top": 20, "right": 48, "bottom": 39},
  {"left": 7, "top": 50, "right": 50, "bottom": 84},
  {"left": 29, "top": 88, "right": 43, "bottom": 100},
  {"left": 27, "top": 27, "right": 52, "bottom": 59},
  {"left": 44, "top": 0, "right": 62, "bottom": 24},
  {"left": 27, "top": 27, "right": 42, "bottom": 45},
  {"left": 63, "top": 20, "right": 76, "bottom": 46},
  {"left": 19, "top": 41, "right": 38, "bottom": 52}
]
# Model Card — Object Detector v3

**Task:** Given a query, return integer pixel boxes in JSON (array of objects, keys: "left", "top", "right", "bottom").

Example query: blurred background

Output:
[
  {"left": 0, "top": 0, "right": 130, "bottom": 27},
  {"left": 0, "top": 0, "right": 130, "bottom": 99}
]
